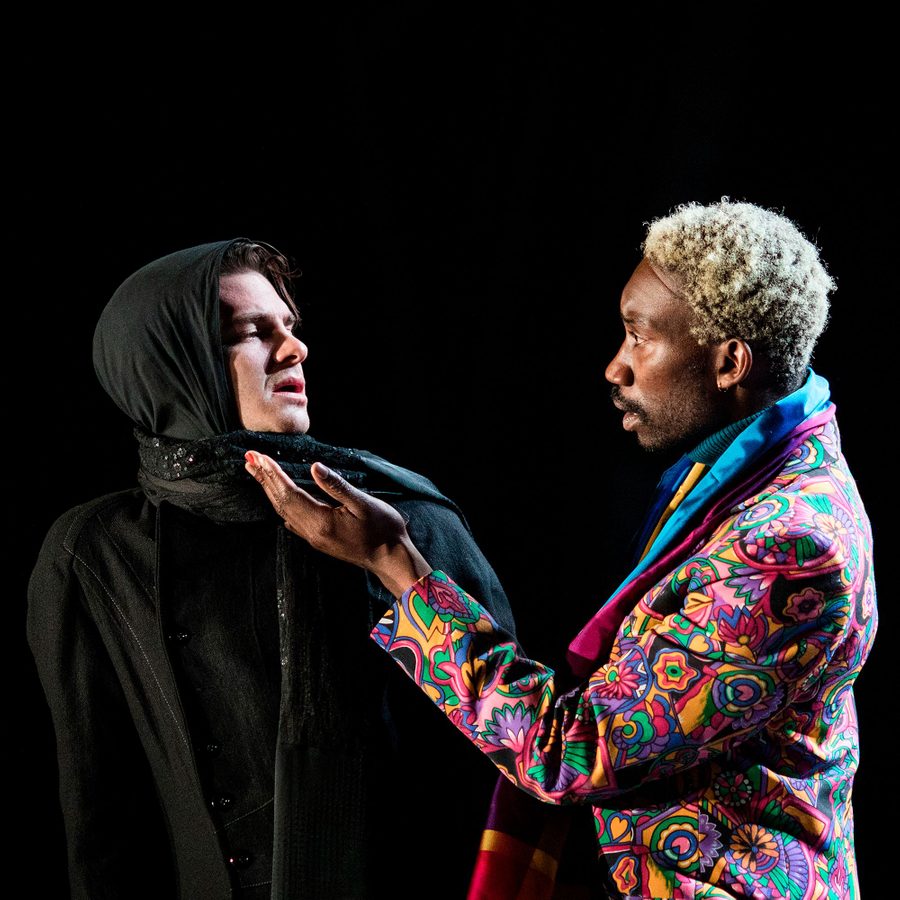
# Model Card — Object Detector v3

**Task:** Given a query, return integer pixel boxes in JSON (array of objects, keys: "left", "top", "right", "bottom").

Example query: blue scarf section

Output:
[{"left": 621, "top": 368, "right": 832, "bottom": 594}]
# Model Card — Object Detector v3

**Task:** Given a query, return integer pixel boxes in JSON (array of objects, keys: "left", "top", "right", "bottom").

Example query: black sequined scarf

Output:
[{"left": 135, "top": 426, "right": 418, "bottom": 522}]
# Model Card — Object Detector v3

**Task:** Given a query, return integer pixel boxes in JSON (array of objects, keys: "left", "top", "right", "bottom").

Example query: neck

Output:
[
  {"left": 727, "top": 384, "right": 784, "bottom": 421},
  {"left": 728, "top": 352, "right": 803, "bottom": 419}
]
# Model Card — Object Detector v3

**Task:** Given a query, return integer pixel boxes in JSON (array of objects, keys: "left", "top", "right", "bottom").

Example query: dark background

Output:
[{"left": 9, "top": 8, "right": 891, "bottom": 895}]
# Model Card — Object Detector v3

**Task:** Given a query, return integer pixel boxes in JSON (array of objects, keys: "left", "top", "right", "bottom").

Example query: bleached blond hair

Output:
[{"left": 642, "top": 198, "right": 835, "bottom": 390}]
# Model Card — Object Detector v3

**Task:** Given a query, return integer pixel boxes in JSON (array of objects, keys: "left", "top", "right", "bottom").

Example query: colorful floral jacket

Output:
[{"left": 371, "top": 381, "right": 876, "bottom": 900}]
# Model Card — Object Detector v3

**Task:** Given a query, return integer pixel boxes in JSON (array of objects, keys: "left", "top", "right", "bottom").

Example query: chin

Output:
[
  {"left": 258, "top": 414, "right": 311, "bottom": 435},
  {"left": 637, "top": 428, "right": 683, "bottom": 454},
  {"left": 284, "top": 417, "right": 311, "bottom": 435}
]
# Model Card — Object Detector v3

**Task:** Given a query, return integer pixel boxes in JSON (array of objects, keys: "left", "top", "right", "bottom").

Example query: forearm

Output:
[
  {"left": 370, "top": 570, "right": 598, "bottom": 804},
  {"left": 369, "top": 570, "right": 823, "bottom": 805}
]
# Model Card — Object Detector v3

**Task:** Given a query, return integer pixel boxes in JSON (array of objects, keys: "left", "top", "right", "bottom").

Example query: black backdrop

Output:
[{"left": 9, "top": 8, "right": 891, "bottom": 895}]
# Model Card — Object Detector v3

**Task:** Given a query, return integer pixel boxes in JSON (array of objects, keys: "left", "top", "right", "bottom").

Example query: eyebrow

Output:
[{"left": 223, "top": 311, "right": 300, "bottom": 330}]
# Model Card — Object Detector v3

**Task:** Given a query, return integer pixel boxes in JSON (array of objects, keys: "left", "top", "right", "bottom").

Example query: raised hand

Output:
[{"left": 244, "top": 452, "right": 433, "bottom": 598}]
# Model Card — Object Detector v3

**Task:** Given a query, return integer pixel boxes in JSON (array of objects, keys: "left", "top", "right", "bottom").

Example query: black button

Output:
[
  {"left": 209, "top": 793, "right": 234, "bottom": 810},
  {"left": 168, "top": 629, "right": 191, "bottom": 644},
  {"left": 204, "top": 742, "right": 222, "bottom": 757},
  {"left": 227, "top": 852, "right": 253, "bottom": 869}
]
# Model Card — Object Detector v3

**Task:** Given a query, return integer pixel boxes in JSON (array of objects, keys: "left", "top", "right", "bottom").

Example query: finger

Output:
[
  {"left": 244, "top": 451, "right": 328, "bottom": 519},
  {"left": 310, "top": 462, "right": 370, "bottom": 514}
]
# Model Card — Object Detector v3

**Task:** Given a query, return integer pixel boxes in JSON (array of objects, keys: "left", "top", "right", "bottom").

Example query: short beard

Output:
[{"left": 610, "top": 364, "right": 722, "bottom": 455}]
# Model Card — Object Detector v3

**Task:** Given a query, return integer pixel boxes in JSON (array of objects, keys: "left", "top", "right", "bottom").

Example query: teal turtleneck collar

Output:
[{"left": 686, "top": 408, "right": 766, "bottom": 467}]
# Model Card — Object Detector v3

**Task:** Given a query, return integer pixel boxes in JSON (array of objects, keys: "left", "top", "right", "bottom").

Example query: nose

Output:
[
  {"left": 275, "top": 330, "right": 308, "bottom": 364},
  {"left": 605, "top": 342, "right": 632, "bottom": 386}
]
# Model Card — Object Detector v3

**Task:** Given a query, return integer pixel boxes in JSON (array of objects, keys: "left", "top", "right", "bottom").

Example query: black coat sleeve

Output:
[{"left": 26, "top": 508, "right": 175, "bottom": 900}]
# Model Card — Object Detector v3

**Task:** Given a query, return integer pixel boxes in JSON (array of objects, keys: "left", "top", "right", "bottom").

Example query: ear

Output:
[{"left": 713, "top": 338, "right": 753, "bottom": 392}]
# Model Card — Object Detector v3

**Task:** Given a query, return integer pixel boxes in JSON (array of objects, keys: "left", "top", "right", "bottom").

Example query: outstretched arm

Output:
[{"left": 245, "top": 451, "right": 856, "bottom": 805}]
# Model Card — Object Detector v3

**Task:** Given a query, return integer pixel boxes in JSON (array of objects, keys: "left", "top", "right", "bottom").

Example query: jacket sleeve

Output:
[
  {"left": 369, "top": 487, "right": 873, "bottom": 805},
  {"left": 370, "top": 496, "right": 517, "bottom": 637},
  {"left": 27, "top": 508, "right": 175, "bottom": 899}
]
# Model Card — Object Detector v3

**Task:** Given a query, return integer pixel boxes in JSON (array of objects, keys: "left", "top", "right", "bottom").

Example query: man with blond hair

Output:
[{"left": 246, "top": 198, "right": 877, "bottom": 899}]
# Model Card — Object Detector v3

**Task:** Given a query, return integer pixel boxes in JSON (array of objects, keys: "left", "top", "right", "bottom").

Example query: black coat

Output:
[{"left": 28, "top": 484, "right": 516, "bottom": 900}]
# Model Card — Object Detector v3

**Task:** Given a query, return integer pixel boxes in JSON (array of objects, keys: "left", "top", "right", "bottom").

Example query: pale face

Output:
[
  {"left": 219, "top": 270, "right": 310, "bottom": 434},
  {"left": 605, "top": 259, "right": 721, "bottom": 452}
]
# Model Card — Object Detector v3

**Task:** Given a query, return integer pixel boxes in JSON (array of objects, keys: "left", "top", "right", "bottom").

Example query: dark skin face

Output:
[{"left": 605, "top": 259, "right": 746, "bottom": 453}]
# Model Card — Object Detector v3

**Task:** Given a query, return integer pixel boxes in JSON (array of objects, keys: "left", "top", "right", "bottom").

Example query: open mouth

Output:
[{"left": 273, "top": 379, "right": 305, "bottom": 395}]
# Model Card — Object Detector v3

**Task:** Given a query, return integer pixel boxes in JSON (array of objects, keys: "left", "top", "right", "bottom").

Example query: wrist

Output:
[{"left": 374, "top": 537, "right": 432, "bottom": 599}]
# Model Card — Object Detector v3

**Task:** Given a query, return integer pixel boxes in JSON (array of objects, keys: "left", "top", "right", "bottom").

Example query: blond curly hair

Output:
[{"left": 642, "top": 198, "right": 835, "bottom": 390}]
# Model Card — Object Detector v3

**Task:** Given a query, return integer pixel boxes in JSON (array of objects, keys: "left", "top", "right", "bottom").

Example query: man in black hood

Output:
[{"left": 27, "top": 238, "right": 517, "bottom": 899}]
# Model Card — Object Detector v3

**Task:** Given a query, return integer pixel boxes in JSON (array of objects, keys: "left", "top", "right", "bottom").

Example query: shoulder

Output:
[
  {"left": 354, "top": 448, "right": 450, "bottom": 500},
  {"left": 395, "top": 496, "right": 475, "bottom": 543},
  {"left": 349, "top": 446, "right": 475, "bottom": 526},
  {"left": 32, "top": 488, "right": 152, "bottom": 570},
  {"left": 729, "top": 441, "right": 871, "bottom": 576}
]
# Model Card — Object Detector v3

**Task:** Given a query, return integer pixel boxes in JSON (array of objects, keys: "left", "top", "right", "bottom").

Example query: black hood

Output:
[{"left": 93, "top": 238, "right": 245, "bottom": 440}]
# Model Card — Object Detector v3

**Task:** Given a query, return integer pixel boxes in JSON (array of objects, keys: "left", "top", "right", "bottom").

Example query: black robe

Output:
[{"left": 27, "top": 239, "right": 517, "bottom": 899}]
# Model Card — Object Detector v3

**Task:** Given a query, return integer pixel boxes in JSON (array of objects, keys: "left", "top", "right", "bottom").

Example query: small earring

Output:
[{"left": 718, "top": 385, "right": 729, "bottom": 393}]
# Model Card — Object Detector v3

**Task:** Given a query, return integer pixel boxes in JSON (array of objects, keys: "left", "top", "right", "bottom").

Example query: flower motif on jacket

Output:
[
  {"left": 715, "top": 605, "right": 768, "bottom": 659},
  {"left": 702, "top": 670, "right": 782, "bottom": 734},
  {"left": 651, "top": 649, "right": 700, "bottom": 692},
  {"left": 430, "top": 647, "right": 491, "bottom": 734},
  {"left": 592, "top": 650, "right": 645, "bottom": 702},
  {"left": 428, "top": 579, "right": 479, "bottom": 623},
  {"left": 671, "top": 557, "right": 719, "bottom": 595},
  {"left": 783, "top": 586, "right": 825, "bottom": 622},
  {"left": 712, "top": 770, "right": 754, "bottom": 806},
  {"left": 785, "top": 432, "right": 826, "bottom": 471},
  {"left": 734, "top": 503, "right": 797, "bottom": 566},
  {"left": 727, "top": 823, "right": 780, "bottom": 874},
  {"left": 723, "top": 563, "right": 779, "bottom": 606},
  {"left": 483, "top": 702, "right": 534, "bottom": 753},
  {"left": 811, "top": 502, "right": 855, "bottom": 565}
]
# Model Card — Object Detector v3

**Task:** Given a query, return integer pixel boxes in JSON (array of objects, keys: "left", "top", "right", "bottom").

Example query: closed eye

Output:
[{"left": 222, "top": 330, "right": 259, "bottom": 346}]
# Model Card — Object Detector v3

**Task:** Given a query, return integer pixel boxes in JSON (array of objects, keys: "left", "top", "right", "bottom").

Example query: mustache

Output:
[{"left": 610, "top": 386, "right": 645, "bottom": 416}]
